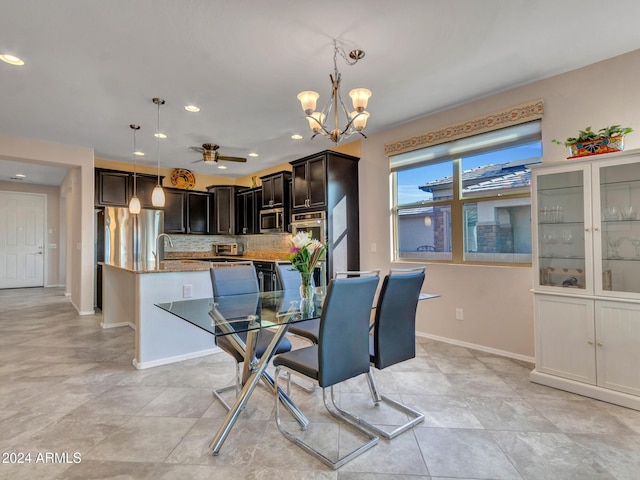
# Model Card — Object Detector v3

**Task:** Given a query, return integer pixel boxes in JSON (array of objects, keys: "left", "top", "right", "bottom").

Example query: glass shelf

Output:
[
  {"left": 539, "top": 255, "right": 585, "bottom": 260},
  {"left": 538, "top": 221, "right": 584, "bottom": 226}
]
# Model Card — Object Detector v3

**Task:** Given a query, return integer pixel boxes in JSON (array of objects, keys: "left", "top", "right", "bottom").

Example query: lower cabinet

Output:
[
  {"left": 254, "top": 261, "right": 277, "bottom": 292},
  {"left": 532, "top": 293, "right": 640, "bottom": 407}
]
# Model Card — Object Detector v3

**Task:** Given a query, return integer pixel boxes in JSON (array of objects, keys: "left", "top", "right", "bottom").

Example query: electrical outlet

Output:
[
  {"left": 183, "top": 284, "right": 193, "bottom": 298},
  {"left": 455, "top": 308, "right": 464, "bottom": 320},
  {"left": 371, "top": 243, "right": 377, "bottom": 252}
]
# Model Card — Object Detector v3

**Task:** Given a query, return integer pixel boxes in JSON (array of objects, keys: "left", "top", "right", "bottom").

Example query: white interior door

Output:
[{"left": 0, "top": 192, "right": 45, "bottom": 288}]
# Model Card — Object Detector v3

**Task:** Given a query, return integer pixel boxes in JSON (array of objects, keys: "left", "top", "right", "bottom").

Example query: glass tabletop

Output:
[{"left": 155, "top": 289, "right": 325, "bottom": 337}]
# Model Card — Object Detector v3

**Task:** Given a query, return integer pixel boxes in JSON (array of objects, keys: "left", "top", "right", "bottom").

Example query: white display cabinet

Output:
[{"left": 530, "top": 149, "right": 640, "bottom": 410}]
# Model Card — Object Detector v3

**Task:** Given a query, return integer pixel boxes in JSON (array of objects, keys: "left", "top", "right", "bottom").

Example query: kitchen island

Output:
[{"left": 101, "top": 260, "right": 219, "bottom": 369}]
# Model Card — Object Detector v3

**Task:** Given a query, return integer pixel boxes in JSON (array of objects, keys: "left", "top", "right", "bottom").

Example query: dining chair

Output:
[
  {"left": 274, "top": 260, "right": 320, "bottom": 344},
  {"left": 210, "top": 262, "right": 292, "bottom": 410},
  {"left": 335, "top": 266, "right": 427, "bottom": 439},
  {"left": 273, "top": 272, "right": 380, "bottom": 469}
]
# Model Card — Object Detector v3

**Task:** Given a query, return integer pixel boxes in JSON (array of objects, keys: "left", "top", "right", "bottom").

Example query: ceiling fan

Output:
[{"left": 189, "top": 143, "right": 247, "bottom": 164}]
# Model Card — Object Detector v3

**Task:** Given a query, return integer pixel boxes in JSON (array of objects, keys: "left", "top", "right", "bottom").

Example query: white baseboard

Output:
[
  {"left": 133, "top": 347, "right": 222, "bottom": 370},
  {"left": 416, "top": 331, "right": 535, "bottom": 364},
  {"left": 530, "top": 369, "right": 640, "bottom": 411},
  {"left": 100, "top": 321, "right": 134, "bottom": 329},
  {"left": 78, "top": 309, "right": 96, "bottom": 316}
]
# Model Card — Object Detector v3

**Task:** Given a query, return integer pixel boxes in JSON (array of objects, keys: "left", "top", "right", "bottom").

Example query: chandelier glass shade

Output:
[
  {"left": 152, "top": 97, "right": 165, "bottom": 207},
  {"left": 128, "top": 124, "right": 141, "bottom": 215},
  {"left": 297, "top": 40, "right": 371, "bottom": 144}
]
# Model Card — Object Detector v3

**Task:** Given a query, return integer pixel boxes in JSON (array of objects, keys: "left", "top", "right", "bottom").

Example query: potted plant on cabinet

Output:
[{"left": 552, "top": 125, "right": 633, "bottom": 158}]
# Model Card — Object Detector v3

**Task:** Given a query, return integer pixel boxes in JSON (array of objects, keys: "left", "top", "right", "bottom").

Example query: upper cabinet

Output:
[
  {"left": 532, "top": 150, "right": 640, "bottom": 299},
  {"left": 95, "top": 169, "right": 130, "bottom": 206},
  {"left": 95, "top": 168, "right": 163, "bottom": 208},
  {"left": 291, "top": 155, "right": 326, "bottom": 210},
  {"left": 236, "top": 187, "right": 262, "bottom": 235},
  {"left": 207, "top": 185, "right": 238, "bottom": 235},
  {"left": 163, "top": 188, "right": 213, "bottom": 235},
  {"left": 260, "top": 171, "right": 291, "bottom": 209}
]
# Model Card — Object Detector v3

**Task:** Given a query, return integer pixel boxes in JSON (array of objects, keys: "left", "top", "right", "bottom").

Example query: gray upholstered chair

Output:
[
  {"left": 210, "top": 262, "right": 292, "bottom": 410},
  {"left": 274, "top": 260, "right": 320, "bottom": 344},
  {"left": 273, "top": 272, "right": 380, "bottom": 469},
  {"left": 339, "top": 266, "right": 427, "bottom": 439}
]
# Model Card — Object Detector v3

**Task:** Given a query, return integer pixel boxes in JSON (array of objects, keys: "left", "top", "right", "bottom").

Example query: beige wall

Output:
[
  {"left": 358, "top": 49, "right": 640, "bottom": 359},
  {"left": 0, "top": 135, "right": 94, "bottom": 314},
  {"left": 0, "top": 181, "right": 62, "bottom": 286}
]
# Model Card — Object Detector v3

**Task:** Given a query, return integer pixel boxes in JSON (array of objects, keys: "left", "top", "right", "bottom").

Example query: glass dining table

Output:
[{"left": 155, "top": 289, "right": 323, "bottom": 455}]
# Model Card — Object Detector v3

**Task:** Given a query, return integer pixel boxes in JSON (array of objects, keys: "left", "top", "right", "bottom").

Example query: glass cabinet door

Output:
[
  {"left": 597, "top": 160, "right": 640, "bottom": 296},
  {"left": 536, "top": 168, "right": 589, "bottom": 292}
]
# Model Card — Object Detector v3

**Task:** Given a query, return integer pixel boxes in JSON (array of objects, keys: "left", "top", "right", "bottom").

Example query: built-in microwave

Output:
[{"left": 259, "top": 207, "right": 285, "bottom": 234}]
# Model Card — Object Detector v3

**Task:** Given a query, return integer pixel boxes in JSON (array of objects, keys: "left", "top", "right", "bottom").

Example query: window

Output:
[{"left": 391, "top": 121, "right": 542, "bottom": 264}]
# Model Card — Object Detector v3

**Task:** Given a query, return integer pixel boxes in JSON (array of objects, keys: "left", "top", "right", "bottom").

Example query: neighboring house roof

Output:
[{"left": 419, "top": 160, "right": 536, "bottom": 194}]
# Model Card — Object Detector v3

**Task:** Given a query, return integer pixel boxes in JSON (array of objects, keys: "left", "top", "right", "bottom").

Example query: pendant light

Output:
[
  {"left": 151, "top": 97, "right": 166, "bottom": 207},
  {"left": 128, "top": 124, "right": 142, "bottom": 214}
]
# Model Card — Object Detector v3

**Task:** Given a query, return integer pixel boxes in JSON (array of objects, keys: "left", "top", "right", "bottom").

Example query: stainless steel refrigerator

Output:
[{"left": 95, "top": 207, "right": 164, "bottom": 308}]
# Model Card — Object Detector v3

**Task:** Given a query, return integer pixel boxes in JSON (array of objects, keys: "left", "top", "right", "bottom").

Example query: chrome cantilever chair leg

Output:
[
  {"left": 274, "top": 365, "right": 378, "bottom": 470},
  {"left": 328, "top": 368, "right": 425, "bottom": 440}
]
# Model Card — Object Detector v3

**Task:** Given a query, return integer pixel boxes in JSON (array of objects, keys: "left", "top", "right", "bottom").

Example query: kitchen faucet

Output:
[{"left": 153, "top": 233, "right": 174, "bottom": 269}]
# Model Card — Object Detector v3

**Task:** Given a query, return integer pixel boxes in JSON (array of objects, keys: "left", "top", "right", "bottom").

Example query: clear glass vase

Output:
[{"left": 299, "top": 273, "right": 315, "bottom": 300}]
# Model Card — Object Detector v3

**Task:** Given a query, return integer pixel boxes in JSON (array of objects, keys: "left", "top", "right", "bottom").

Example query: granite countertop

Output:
[
  {"left": 100, "top": 260, "right": 213, "bottom": 273},
  {"left": 165, "top": 251, "right": 291, "bottom": 262}
]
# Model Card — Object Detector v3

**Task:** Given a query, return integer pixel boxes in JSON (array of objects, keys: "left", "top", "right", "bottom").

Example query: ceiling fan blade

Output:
[
  {"left": 188, "top": 146, "right": 204, "bottom": 153},
  {"left": 219, "top": 155, "right": 247, "bottom": 163},
  {"left": 191, "top": 159, "right": 203, "bottom": 164}
]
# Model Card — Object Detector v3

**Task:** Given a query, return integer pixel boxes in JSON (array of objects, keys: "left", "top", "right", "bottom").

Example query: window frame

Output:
[{"left": 391, "top": 133, "right": 540, "bottom": 266}]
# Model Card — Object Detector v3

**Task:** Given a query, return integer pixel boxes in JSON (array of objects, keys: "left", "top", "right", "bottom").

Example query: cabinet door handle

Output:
[
  {"left": 587, "top": 340, "right": 594, "bottom": 345},
  {"left": 593, "top": 226, "right": 599, "bottom": 231},
  {"left": 597, "top": 342, "right": 603, "bottom": 347},
  {"left": 585, "top": 227, "right": 590, "bottom": 232}
]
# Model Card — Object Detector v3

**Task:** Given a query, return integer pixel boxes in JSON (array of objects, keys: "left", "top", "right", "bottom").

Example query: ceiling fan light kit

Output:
[
  {"left": 189, "top": 143, "right": 247, "bottom": 165},
  {"left": 297, "top": 39, "right": 371, "bottom": 144}
]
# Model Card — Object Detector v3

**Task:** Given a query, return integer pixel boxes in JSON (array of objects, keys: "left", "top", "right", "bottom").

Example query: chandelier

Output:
[{"left": 297, "top": 40, "right": 371, "bottom": 144}]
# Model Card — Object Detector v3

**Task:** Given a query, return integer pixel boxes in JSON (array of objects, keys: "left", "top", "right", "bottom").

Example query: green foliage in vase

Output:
[{"left": 551, "top": 125, "right": 633, "bottom": 147}]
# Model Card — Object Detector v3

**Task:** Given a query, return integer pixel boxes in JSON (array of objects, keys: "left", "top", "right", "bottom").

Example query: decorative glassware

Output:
[
  {"left": 621, "top": 206, "right": 637, "bottom": 221},
  {"left": 630, "top": 236, "right": 640, "bottom": 257},
  {"left": 606, "top": 236, "right": 624, "bottom": 259},
  {"left": 604, "top": 206, "right": 619, "bottom": 221}
]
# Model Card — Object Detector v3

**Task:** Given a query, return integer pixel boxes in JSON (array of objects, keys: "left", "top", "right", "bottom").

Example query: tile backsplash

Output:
[{"left": 167, "top": 234, "right": 291, "bottom": 254}]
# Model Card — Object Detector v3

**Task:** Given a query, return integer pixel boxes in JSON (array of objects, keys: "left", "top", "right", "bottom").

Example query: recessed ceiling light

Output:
[
  {"left": 154, "top": 133, "right": 167, "bottom": 139},
  {"left": 134, "top": 151, "right": 145, "bottom": 156},
  {"left": 0, "top": 54, "right": 24, "bottom": 66},
  {"left": 248, "top": 152, "right": 259, "bottom": 157},
  {"left": 218, "top": 165, "right": 227, "bottom": 169},
  {"left": 185, "top": 105, "right": 200, "bottom": 112},
  {"left": 14, "top": 173, "right": 26, "bottom": 178},
  {"left": 291, "top": 134, "right": 303, "bottom": 140}
]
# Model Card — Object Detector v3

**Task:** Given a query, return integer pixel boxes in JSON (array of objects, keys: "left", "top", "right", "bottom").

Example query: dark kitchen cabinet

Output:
[
  {"left": 260, "top": 171, "right": 291, "bottom": 209},
  {"left": 95, "top": 168, "right": 165, "bottom": 208},
  {"left": 289, "top": 150, "right": 360, "bottom": 279},
  {"left": 95, "top": 169, "right": 129, "bottom": 207},
  {"left": 236, "top": 187, "right": 262, "bottom": 235},
  {"left": 163, "top": 189, "right": 187, "bottom": 233},
  {"left": 254, "top": 261, "right": 277, "bottom": 292},
  {"left": 291, "top": 155, "right": 326, "bottom": 210},
  {"left": 163, "top": 189, "right": 212, "bottom": 234},
  {"left": 186, "top": 191, "right": 212, "bottom": 234},
  {"left": 207, "top": 185, "right": 239, "bottom": 235},
  {"left": 134, "top": 174, "right": 163, "bottom": 209}
]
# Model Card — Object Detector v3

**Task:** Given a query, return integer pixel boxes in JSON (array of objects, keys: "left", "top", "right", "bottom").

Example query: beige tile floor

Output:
[{"left": 1, "top": 287, "right": 640, "bottom": 479}]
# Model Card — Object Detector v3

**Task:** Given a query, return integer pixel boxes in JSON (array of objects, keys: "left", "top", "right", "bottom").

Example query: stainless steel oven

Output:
[
  {"left": 291, "top": 210, "right": 327, "bottom": 286},
  {"left": 259, "top": 207, "right": 285, "bottom": 234},
  {"left": 291, "top": 210, "right": 326, "bottom": 244}
]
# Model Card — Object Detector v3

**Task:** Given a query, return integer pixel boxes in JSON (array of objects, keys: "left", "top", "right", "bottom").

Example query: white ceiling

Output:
[{"left": 3, "top": 0, "right": 640, "bottom": 186}]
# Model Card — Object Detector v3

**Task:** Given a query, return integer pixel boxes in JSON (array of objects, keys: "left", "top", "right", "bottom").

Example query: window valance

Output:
[{"left": 384, "top": 99, "right": 544, "bottom": 157}]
